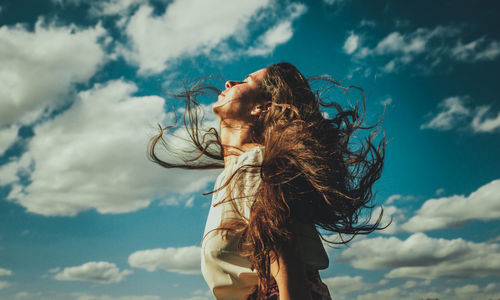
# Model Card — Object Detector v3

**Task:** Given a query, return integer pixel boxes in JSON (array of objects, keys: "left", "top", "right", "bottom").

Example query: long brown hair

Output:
[{"left": 149, "top": 62, "right": 385, "bottom": 296}]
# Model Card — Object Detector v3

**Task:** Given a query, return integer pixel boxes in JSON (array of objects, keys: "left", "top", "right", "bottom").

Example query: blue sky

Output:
[{"left": 0, "top": 0, "right": 499, "bottom": 299}]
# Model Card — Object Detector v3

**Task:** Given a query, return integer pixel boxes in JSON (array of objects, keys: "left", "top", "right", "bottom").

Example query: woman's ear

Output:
[{"left": 250, "top": 101, "right": 272, "bottom": 116}]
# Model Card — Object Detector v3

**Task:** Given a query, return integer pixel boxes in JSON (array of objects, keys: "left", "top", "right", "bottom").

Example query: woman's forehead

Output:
[{"left": 248, "top": 68, "right": 267, "bottom": 80}]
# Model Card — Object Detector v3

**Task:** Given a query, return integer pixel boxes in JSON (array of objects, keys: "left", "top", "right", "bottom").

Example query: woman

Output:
[{"left": 149, "top": 62, "right": 385, "bottom": 299}]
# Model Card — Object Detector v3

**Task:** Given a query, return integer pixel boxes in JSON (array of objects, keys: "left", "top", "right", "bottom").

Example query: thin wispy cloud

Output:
[
  {"left": 343, "top": 31, "right": 359, "bottom": 54},
  {"left": 344, "top": 24, "right": 500, "bottom": 74},
  {"left": 420, "top": 96, "right": 470, "bottom": 130},
  {"left": 421, "top": 96, "right": 500, "bottom": 133},
  {"left": 471, "top": 105, "right": 500, "bottom": 133},
  {"left": 247, "top": 3, "right": 306, "bottom": 56}
]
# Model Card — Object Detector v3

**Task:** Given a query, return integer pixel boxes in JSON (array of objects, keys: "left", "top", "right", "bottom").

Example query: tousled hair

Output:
[{"left": 149, "top": 62, "right": 386, "bottom": 297}]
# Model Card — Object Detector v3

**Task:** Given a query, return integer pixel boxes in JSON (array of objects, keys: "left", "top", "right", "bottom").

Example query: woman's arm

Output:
[{"left": 270, "top": 239, "right": 312, "bottom": 300}]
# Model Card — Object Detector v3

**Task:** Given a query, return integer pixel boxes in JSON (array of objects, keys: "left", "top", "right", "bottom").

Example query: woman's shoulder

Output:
[{"left": 236, "top": 145, "right": 263, "bottom": 167}]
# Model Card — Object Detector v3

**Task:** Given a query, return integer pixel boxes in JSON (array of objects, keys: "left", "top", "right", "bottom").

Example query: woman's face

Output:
[{"left": 212, "top": 68, "right": 267, "bottom": 122}]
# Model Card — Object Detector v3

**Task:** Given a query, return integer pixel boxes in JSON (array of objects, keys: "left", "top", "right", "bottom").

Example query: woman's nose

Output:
[{"left": 225, "top": 80, "right": 238, "bottom": 89}]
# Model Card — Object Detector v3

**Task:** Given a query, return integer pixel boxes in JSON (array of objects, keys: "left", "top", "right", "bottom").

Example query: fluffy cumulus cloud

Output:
[
  {"left": 0, "top": 19, "right": 107, "bottom": 126},
  {"left": 344, "top": 25, "right": 500, "bottom": 74},
  {"left": 339, "top": 232, "right": 500, "bottom": 279},
  {"left": 128, "top": 246, "right": 201, "bottom": 274},
  {"left": 356, "top": 287, "right": 442, "bottom": 300},
  {"left": 0, "top": 268, "right": 12, "bottom": 276},
  {"left": 372, "top": 205, "right": 404, "bottom": 235},
  {"left": 0, "top": 281, "right": 11, "bottom": 289},
  {"left": 402, "top": 179, "right": 500, "bottom": 232},
  {"left": 1, "top": 79, "right": 217, "bottom": 216},
  {"left": 323, "top": 275, "right": 372, "bottom": 298},
  {"left": 421, "top": 96, "right": 500, "bottom": 133},
  {"left": 54, "top": 261, "right": 132, "bottom": 284},
  {"left": 119, "top": 0, "right": 271, "bottom": 74},
  {"left": 0, "top": 267, "right": 11, "bottom": 290},
  {"left": 116, "top": 0, "right": 306, "bottom": 74},
  {"left": 356, "top": 283, "right": 500, "bottom": 300}
]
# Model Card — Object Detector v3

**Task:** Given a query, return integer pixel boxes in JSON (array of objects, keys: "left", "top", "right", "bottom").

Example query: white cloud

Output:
[
  {"left": 374, "top": 205, "right": 404, "bottom": 235},
  {"left": 384, "top": 194, "right": 414, "bottom": 205},
  {"left": 184, "top": 196, "right": 195, "bottom": 208},
  {"left": 346, "top": 25, "right": 500, "bottom": 74},
  {"left": 356, "top": 287, "right": 443, "bottom": 300},
  {"left": 455, "top": 284, "right": 479, "bottom": 297},
  {"left": 16, "top": 291, "right": 32, "bottom": 298},
  {"left": 420, "top": 96, "right": 500, "bottom": 133},
  {"left": 323, "top": 275, "right": 371, "bottom": 296},
  {"left": 0, "top": 125, "right": 19, "bottom": 156},
  {"left": 51, "top": 0, "right": 88, "bottom": 6},
  {"left": 168, "top": 289, "right": 212, "bottom": 300},
  {"left": 0, "top": 268, "right": 12, "bottom": 276},
  {"left": 117, "top": 1, "right": 307, "bottom": 74},
  {"left": 471, "top": 105, "right": 500, "bottom": 133},
  {"left": 89, "top": 0, "right": 147, "bottom": 16},
  {"left": 323, "top": 0, "right": 347, "bottom": 6},
  {"left": 452, "top": 37, "right": 500, "bottom": 62},
  {"left": 128, "top": 246, "right": 201, "bottom": 274},
  {"left": 420, "top": 96, "right": 470, "bottom": 130},
  {"left": 435, "top": 188, "right": 445, "bottom": 196},
  {"left": 0, "top": 281, "right": 10, "bottom": 289},
  {"left": 0, "top": 19, "right": 106, "bottom": 126},
  {"left": 54, "top": 261, "right": 132, "bottom": 284},
  {"left": 247, "top": 21, "right": 293, "bottom": 56},
  {"left": 402, "top": 179, "right": 500, "bottom": 232},
  {"left": 379, "top": 97, "right": 392, "bottom": 106},
  {"left": 356, "top": 284, "right": 500, "bottom": 300},
  {"left": 74, "top": 294, "right": 160, "bottom": 300},
  {"left": 0, "top": 154, "right": 31, "bottom": 186},
  {"left": 343, "top": 32, "right": 359, "bottom": 54},
  {"left": 359, "top": 19, "right": 376, "bottom": 28},
  {"left": 340, "top": 232, "right": 500, "bottom": 279},
  {"left": 119, "top": 0, "right": 271, "bottom": 74},
  {"left": 247, "top": 2, "right": 306, "bottom": 57},
  {"left": 357, "top": 287, "right": 402, "bottom": 300},
  {"left": 384, "top": 194, "right": 401, "bottom": 205},
  {"left": 1, "top": 79, "right": 217, "bottom": 216}
]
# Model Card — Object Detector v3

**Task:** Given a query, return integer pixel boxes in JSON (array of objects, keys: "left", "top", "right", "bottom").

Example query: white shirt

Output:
[{"left": 201, "top": 146, "right": 329, "bottom": 300}]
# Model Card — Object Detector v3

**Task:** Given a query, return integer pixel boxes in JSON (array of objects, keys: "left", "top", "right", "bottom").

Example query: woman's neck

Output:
[{"left": 219, "top": 120, "right": 261, "bottom": 167}]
